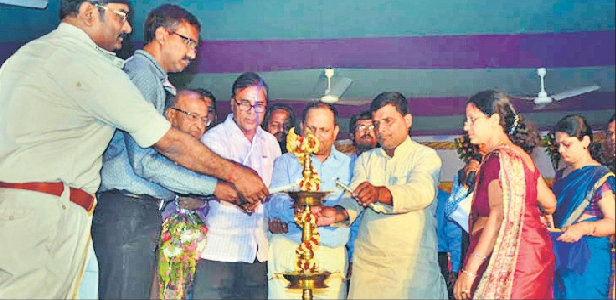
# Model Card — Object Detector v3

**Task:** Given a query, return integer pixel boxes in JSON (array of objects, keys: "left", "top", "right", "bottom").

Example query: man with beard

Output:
[
  {"left": 0, "top": 1, "right": 266, "bottom": 298},
  {"left": 94, "top": 5, "right": 241, "bottom": 299},
  {"left": 348, "top": 111, "right": 378, "bottom": 170},
  {"left": 314, "top": 92, "right": 446, "bottom": 299},
  {"left": 345, "top": 111, "right": 377, "bottom": 283},
  {"left": 263, "top": 103, "right": 297, "bottom": 153},
  {"left": 266, "top": 102, "right": 351, "bottom": 299}
]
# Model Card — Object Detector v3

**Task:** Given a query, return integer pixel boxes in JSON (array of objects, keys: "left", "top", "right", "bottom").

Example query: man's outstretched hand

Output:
[{"left": 230, "top": 165, "right": 268, "bottom": 205}]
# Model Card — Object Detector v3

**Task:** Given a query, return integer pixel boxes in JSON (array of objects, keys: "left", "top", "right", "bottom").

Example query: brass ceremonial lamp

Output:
[{"left": 283, "top": 128, "right": 330, "bottom": 300}]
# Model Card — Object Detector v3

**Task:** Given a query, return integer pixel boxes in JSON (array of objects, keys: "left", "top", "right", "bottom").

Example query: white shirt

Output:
[
  {"left": 200, "top": 114, "right": 281, "bottom": 262},
  {"left": 0, "top": 23, "right": 170, "bottom": 194}
]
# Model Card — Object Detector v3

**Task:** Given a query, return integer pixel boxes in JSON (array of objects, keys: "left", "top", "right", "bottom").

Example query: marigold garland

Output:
[
  {"left": 294, "top": 209, "right": 320, "bottom": 272},
  {"left": 158, "top": 209, "right": 207, "bottom": 299},
  {"left": 286, "top": 126, "right": 322, "bottom": 272},
  {"left": 287, "top": 127, "right": 321, "bottom": 191}
]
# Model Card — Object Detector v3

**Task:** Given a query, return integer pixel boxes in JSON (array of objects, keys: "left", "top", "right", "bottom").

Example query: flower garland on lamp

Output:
[
  {"left": 158, "top": 207, "right": 208, "bottom": 299},
  {"left": 287, "top": 127, "right": 321, "bottom": 191},
  {"left": 294, "top": 209, "right": 321, "bottom": 272},
  {"left": 541, "top": 131, "right": 561, "bottom": 171},
  {"left": 286, "top": 127, "right": 321, "bottom": 272}
]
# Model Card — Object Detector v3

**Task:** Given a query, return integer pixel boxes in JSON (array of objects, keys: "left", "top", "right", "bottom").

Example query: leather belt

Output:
[
  {"left": 102, "top": 189, "right": 167, "bottom": 210},
  {"left": 0, "top": 181, "right": 94, "bottom": 213}
]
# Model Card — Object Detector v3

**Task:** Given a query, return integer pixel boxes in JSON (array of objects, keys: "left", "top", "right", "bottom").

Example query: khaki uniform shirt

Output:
[{"left": 0, "top": 23, "right": 170, "bottom": 194}]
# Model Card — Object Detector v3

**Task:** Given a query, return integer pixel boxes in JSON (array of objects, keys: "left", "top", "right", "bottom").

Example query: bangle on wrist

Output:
[
  {"left": 471, "top": 253, "right": 488, "bottom": 260},
  {"left": 461, "top": 268, "right": 477, "bottom": 278}
]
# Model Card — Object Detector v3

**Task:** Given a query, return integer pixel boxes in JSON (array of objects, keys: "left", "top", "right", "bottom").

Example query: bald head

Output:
[{"left": 166, "top": 90, "right": 210, "bottom": 139}]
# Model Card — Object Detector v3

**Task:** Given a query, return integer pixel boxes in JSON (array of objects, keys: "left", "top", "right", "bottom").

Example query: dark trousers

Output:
[
  {"left": 92, "top": 190, "right": 162, "bottom": 300},
  {"left": 439, "top": 231, "right": 471, "bottom": 300},
  {"left": 192, "top": 259, "right": 267, "bottom": 300}
]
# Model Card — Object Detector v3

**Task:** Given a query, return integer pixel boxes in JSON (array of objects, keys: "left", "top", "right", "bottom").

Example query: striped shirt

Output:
[{"left": 200, "top": 114, "right": 281, "bottom": 262}]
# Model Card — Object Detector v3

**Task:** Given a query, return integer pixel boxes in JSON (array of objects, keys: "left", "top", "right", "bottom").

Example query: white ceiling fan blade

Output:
[
  {"left": 335, "top": 98, "right": 372, "bottom": 106},
  {"left": 552, "top": 85, "right": 600, "bottom": 101},
  {"left": 320, "top": 77, "right": 352, "bottom": 103},
  {"left": 287, "top": 99, "right": 321, "bottom": 103},
  {"left": 328, "top": 77, "right": 353, "bottom": 98},
  {"left": 512, "top": 96, "right": 537, "bottom": 101}
]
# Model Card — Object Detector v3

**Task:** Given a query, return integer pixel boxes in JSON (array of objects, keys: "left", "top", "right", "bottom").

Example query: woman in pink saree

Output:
[{"left": 453, "top": 90, "right": 556, "bottom": 299}]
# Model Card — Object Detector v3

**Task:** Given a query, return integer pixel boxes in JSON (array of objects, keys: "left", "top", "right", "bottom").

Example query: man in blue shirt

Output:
[
  {"left": 93, "top": 5, "right": 240, "bottom": 299},
  {"left": 266, "top": 103, "right": 352, "bottom": 299}
]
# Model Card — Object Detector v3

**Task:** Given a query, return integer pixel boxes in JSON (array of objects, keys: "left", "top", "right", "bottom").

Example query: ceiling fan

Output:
[
  {"left": 514, "top": 67, "right": 600, "bottom": 109},
  {"left": 298, "top": 68, "right": 366, "bottom": 105},
  {"left": 319, "top": 68, "right": 352, "bottom": 104}
]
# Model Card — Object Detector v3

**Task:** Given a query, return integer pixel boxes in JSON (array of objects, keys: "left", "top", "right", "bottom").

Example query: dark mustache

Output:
[{"left": 118, "top": 32, "right": 129, "bottom": 40}]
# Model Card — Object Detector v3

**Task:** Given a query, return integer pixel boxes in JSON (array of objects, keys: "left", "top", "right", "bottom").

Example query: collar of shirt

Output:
[
  {"left": 377, "top": 136, "right": 415, "bottom": 159},
  {"left": 313, "top": 145, "right": 347, "bottom": 164},
  {"left": 312, "top": 146, "right": 350, "bottom": 197},
  {"left": 221, "top": 113, "right": 267, "bottom": 142},
  {"left": 57, "top": 22, "right": 125, "bottom": 69},
  {"left": 132, "top": 50, "right": 175, "bottom": 96}
]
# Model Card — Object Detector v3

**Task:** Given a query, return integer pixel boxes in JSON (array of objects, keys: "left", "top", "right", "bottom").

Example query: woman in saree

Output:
[
  {"left": 551, "top": 114, "right": 615, "bottom": 299},
  {"left": 453, "top": 90, "right": 556, "bottom": 299}
]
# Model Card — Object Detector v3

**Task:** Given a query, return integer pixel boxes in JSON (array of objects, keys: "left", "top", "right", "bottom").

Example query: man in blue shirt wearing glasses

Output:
[{"left": 94, "top": 4, "right": 239, "bottom": 299}]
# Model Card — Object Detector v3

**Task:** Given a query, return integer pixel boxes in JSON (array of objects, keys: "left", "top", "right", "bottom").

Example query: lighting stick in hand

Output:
[
  {"left": 269, "top": 182, "right": 299, "bottom": 194},
  {"left": 334, "top": 178, "right": 386, "bottom": 213}
]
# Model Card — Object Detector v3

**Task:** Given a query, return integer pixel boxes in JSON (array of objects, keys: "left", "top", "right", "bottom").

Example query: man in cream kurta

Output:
[{"left": 316, "top": 92, "right": 447, "bottom": 299}]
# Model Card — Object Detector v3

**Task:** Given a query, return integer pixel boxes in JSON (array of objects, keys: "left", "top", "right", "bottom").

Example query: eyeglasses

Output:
[
  {"left": 94, "top": 4, "right": 129, "bottom": 24},
  {"left": 171, "top": 108, "right": 211, "bottom": 126},
  {"left": 464, "top": 115, "right": 488, "bottom": 126},
  {"left": 356, "top": 124, "right": 375, "bottom": 132},
  {"left": 165, "top": 28, "right": 199, "bottom": 49},
  {"left": 234, "top": 99, "right": 266, "bottom": 113}
]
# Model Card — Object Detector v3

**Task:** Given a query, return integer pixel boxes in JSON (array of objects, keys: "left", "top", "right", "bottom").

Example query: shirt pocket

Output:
[{"left": 388, "top": 171, "right": 411, "bottom": 185}]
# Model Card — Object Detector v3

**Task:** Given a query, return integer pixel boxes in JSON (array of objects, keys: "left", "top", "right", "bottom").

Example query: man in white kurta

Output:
[{"left": 316, "top": 92, "right": 447, "bottom": 299}]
